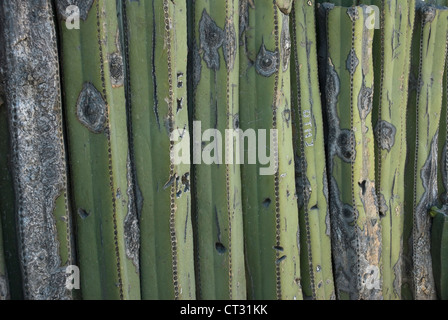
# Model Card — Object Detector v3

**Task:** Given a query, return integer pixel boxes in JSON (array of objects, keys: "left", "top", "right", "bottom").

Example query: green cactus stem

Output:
[
  {"left": 191, "top": 0, "right": 246, "bottom": 300},
  {"left": 319, "top": 3, "right": 383, "bottom": 300},
  {"left": 403, "top": 2, "right": 448, "bottom": 301},
  {"left": 290, "top": 0, "right": 336, "bottom": 300},
  {"left": 430, "top": 206, "right": 448, "bottom": 300},
  {"left": 55, "top": 0, "right": 140, "bottom": 300},
  {"left": 118, "top": 0, "right": 196, "bottom": 300},
  {"left": 239, "top": 0, "right": 303, "bottom": 300}
]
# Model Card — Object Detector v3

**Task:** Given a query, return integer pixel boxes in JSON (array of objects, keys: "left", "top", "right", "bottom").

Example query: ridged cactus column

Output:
[
  {"left": 0, "top": 0, "right": 75, "bottom": 300},
  {"left": 119, "top": 0, "right": 196, "bottom": 300},
  {"left": 290, "top": 0, "right": 335, "bottom": 300},
  {"left": 239, "top": 0, "right": 303, "bottom": 300},
  {"left": 403, "top": 3, "right": 448, "bottom": 300},
  {"left": 191, "top": 0, "right": 246, "bottom": 300},
  {"left": 56, "top": 0, "right": 140, "bottom": 300},
  {"left": 320, "top": 4, "right": 382, "bottom": 300},
  {"left": 359, "top": 0, "right": 416, "bottom": 300}
]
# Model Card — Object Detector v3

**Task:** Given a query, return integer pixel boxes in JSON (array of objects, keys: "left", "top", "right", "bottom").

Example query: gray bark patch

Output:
[
  {"left": 109, "top": 52, "right": 124, "bottom": 87},
  {"left": 280, "top": 13, "right": 291, "bottom": 72},
  {"left": 255, "top": 42, "right": 279, "bottom": 77},
  {"left": 199, "top": 9, "right": 224, "bottom": 71},
  {"left": 76, "top": 82, "right": 107, "bottom": 134},
  {"left": 375, "top": 120, "right": 396, "bottom": 152},
  {"left": 223, "top": 19, "right": 237, "bottom": 71}
]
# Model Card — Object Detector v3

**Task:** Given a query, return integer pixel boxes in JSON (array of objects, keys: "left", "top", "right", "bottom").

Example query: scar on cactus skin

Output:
[
  {"left": 199, "top": 9, "right": 225, "bottom": 71},
  {"left": 76, "top": 82, "right": 107, "bottom": 134},
  {"left": 255, "top": 41, "right": 279, "bottom": 77}
]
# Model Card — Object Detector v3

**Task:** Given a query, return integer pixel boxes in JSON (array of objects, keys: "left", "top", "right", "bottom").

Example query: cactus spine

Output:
[
  {"left": 320, "top": 4, "right": 382, "bottom": 300},
  {"left": 290, "top": 0, "right": 335, "bottom": 300},
  {"left": 119, "top": 0, "right": 196, "bottom": 300},
  {"left": 0, "top": 0, "right": 75, "bottom": 300},
  {"left": 56, "top": 0, "right": 140, "bottom": 299},
  {"left": 191, "top": 0, "right": 246, "bottom": 300},
  {"left": 239, "top": 0, "right": 303, "bottom": 300},
  {"left": 403, "top": 3, "right": 448, "bottom": 300}
]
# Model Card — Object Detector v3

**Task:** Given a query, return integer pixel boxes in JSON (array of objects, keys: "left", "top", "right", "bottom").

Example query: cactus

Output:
[
  {"left": 357, "top": 0, "right": 416, "bottom": 300},
  {"left": 190, "top": 0, "right": 246, "bottom": 300},
  {"left": 0, "top": 0, "right": 75, "bottom": 300},
  {"left": 55, "top": 0, "right": 140, "bottom": 300},
  {"left": 290, "top": 0, "right": 335, "bottom": 300},
  {"left": 319, "top": 4, "right": 382, "bottom": 300},
  {"left": 118, "top": 0, "right": 196, "bottom": 300},
  {"left": 430, "top": 206, "right": 448, "bottom": 300},
  {"left": 403, "top": 3, "right": 448, "bottom": 301},
  {"left": 239, "top": 0, "right": 303, "bottom": 300}
]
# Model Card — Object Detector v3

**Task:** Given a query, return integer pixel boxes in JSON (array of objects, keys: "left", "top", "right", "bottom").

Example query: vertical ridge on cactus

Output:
[
  {"left": 0, "top": 0, "right": 75, "bottom": 300},
  {"left": 403, "top": 2, "right": 448, "bottom": 301},
  {"left": 240, "top": 0, "right": 303, "bottom": 300},
  {"left": 358, "top": 0, "right": 416, "bottom": 300},
  {"left": 55, "top": 0, "right": 140, "bottom": 300},
  {"left": 191, "top": 0, "right": 246, "bottom": 300},
  {"left": 290, "top": 0, "right": 336, "bottom": 300},
  {"left": 320, "top": 4, "right": 382, "bottom": 300},
  {"left": 119, "top": 0, "right": 196, "bottom": 300}
]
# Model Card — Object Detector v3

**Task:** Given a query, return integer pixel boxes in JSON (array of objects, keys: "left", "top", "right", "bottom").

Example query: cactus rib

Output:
[
  {"left": 240, "top": 0, "right": 303, "bottom": 300},
  {"left": 192, "top": 0, "right": 246, "bottom": 300},
  {"left": 0, "top": 0, "right": 75, "bottom": 300},
  {"left": 56, "top": 0, "right": 141, "bottom": 300},
  {"left": 291, "top": 0, "right": 336, "bottom": 300}
]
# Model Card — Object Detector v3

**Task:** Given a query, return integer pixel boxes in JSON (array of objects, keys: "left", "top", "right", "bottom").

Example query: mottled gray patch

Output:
[
  {"left": 255, "top": 42, "right": 279, "bottom": 77},
  {"left": 56, "top": 0, "right": 94, "bottom": 21},
  {"left": 328, "top": 177, "right": 359, "bottom": 300},
  {"left": 280, "top": 14, "right": 291, "bottom": 72},
  {"left": 440, "top": 142, "right": 448, "bottom": 205},
  {"left": 358, "top": 86, "right": 373, "bottom": 117},
  {"left": 295, "top": 155, "right": 311, "bottom": 210},
  {"left": 109, "top": 52, "right": 124, "bottom": 87},
  {"left": 336, "top": 129, "right": 356, "bottom": 163},
  {"left": 413, "top": 130, "right": 439, "bottom": 299},
  {"left": 76, "top": 82, "right": 107, "bottom": 134},
  {"left": 0, "top": 275, "right": 9, "bottom": 300},
  {"left": 0, "top": 1, "right": 74, "bottom": 300},
  {"left": 375, "top": 120, "right": 396, "bottom": 152},
  {"left": 347, "top": 6, "right": 359, "bottom": 22},
  {"left": 223, "top": 19, "right": 237, "bottom": 71},
  {"left": 322, "top": 167, "right": 331, "bottom": 236},
  {"left": 378, "top": 193, "right": 388, "bottom": 216},
  {"left": 199, "top": 9, "right": 225, "bottom": 70},
  {"left": 239, "top": 0, "right": 250, "bottom": 43},
  {"left": 124, "top": 153, "right": 140, "bottom": 273},
  {"left": 421, "top": 4, "right": 436, "bottom": 25},
  {"left": 346, "top": 48, "right": 359, "bottom": 76}
]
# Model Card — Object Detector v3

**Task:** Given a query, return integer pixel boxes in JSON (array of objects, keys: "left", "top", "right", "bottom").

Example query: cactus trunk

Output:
[
  {"left": 56, "top": 0, "right": 140, "bottom": 300},
  {"left": 239, "top": 0, "right": 303, "bottom": 300},
  {"left": 319, "top": 3, "right": 382, "bottom": 300},
  {"left": 290, "top": 0, "right": 335, "bottom": 300},
  {"left": 191, "top": 0, "right": 246, "bottom": 300},
  {"left": 119, "top": 0, "right": 196, "bottom": 300},
  {"left": 403, "top": 3, "right": 448, "bottom": 301},
  {"left": 0, "top": 0, "right": 75, "bottom": 300}
]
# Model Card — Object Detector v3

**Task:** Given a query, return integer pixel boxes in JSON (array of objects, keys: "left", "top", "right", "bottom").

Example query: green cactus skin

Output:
[
  {"left": 290, "top": 0, "right": 336, "bottom": 300},
  {"left": 239, "top": 0, "right": 303, "bottom": 300},
  {"left": 403, "top": 3, "right": 448, "bottom": 301},
  {"left": 359, "top": 0, "right": 416, "bottom": 300},
  {"left": 0, "top": 0, "right": 75, "bottom": 300},
  {"left": 320, "top": 4, "right": 383, "bottom": 300},
  {"left": 191, "top": 0, "right": 246, "bottom": 300},
  {"left": 56, "top": 0, "right": 141, "bottom": 300},
  {"left": 118, "top": 0, "right": 196, "bottom": 300},
  {"left": 430, "top": 207, "right": 448, "bottom": 300}
]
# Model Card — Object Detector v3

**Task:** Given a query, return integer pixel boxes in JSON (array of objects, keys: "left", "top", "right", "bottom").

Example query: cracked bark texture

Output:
[{"left": 0, "top": 0, "right": 74, "bottom": 300}]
